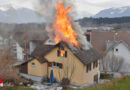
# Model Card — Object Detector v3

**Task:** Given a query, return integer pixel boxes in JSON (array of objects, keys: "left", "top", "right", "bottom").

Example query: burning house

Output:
[
  {"left": 18, "top": 0, "right": 101, "bottom": 86},
  {"left": 18, "top": 41, "right": 100, "bottom": 86}
]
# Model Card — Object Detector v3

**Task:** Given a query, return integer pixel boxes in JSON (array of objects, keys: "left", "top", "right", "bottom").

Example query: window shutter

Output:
[
  {"left": 65, "top": 51, "right": 67, "bottom": 57},
  {"left": 57, "top": 50, "right": 60, "bottom": 57},
  {"left": 86, "top": 66, "right": 88, "bottom": 72},
  {"left": 93, "top": 62, "right": 95, "bottom": 69},
  {"left": 48, "top": 62, "right": 52, "bottom": 67},
  {"left": 96, "top": 60, "right": 98, "bottom": 67}
]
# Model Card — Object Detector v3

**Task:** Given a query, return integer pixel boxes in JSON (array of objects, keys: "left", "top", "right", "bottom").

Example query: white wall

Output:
[
  {"left": 108, "top": 43, "right": 130, "bottom": 72},
  {"left": 16, "top": 43, "right": 24, "bottom": 61}
]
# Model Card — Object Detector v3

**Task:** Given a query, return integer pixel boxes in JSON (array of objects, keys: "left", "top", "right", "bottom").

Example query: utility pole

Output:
[{"left": 24, "top": 32, "right": 28, "bottom": 61}]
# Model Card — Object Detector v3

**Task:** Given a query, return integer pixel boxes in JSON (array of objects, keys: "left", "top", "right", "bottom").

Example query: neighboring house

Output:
[
  {"left": 105, "top": 40, "right": 130, "bottom": 72},
  {"left": 13, "top": 40, "right": 44, "bottom": 61},
  {"left": 0, "top": 35, "right": 23, "bottom": 61},
  {"left": 0, "top": 35, "right": 8, "bottom": 50},
  {"left": 18, "top": 42, "right": 101, "bottom": 86},
  {"left": 9, "top": 36, "right": 25, "bottom": 61},
  {"left": 86, "top": 31, "right": 130, "bottom": 54}
]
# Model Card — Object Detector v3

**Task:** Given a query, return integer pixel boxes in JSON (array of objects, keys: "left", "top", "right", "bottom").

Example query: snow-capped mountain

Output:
[
  {"left": 94, "top": 6, "right": 130, "bottom": 18},
  {"left": 0, "top": 5, "right": 45, "bottom": 24}
]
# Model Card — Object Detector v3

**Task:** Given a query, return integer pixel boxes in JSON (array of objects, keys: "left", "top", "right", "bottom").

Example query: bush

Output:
[
  {"left": 61, "top": 78, "right": 70, "bottom": 90},
  {"left": 100, "top": 73, "right": 113, "bottom": 79}
]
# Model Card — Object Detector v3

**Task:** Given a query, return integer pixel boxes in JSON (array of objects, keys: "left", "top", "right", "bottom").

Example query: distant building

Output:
[
  {"left": 85, "top": 31, "right": 130, "bottom": 55},
  {"left": 106, "top": 40, "right": 130, "bottom": 72},
  {"left": 15, "top": 42, "right": 25, "bottom": 61},
  {"left": 12, "top": 40, "right": 44, "bottom": 61},
  {"left": 0, "top": 35, "right": 8, "bottom": 50}
]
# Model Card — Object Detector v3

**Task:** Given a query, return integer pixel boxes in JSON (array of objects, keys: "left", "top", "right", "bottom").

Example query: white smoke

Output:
[{"left": 72, "top": 21, "right": 92, "bottom": 50}]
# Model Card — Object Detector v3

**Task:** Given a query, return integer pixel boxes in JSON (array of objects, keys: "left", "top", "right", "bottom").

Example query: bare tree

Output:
[
  {"left": 102, "top": 53, "right": 124, "bottom": 72},
  {"left": 0, "top": 50, "right": 21, "bottom": 83},
  {"left": 58, "top": 57, "right": 76, "bottom": 90},
  {"left": 63, "top": 60, "right": 76, "bottom": 81}
]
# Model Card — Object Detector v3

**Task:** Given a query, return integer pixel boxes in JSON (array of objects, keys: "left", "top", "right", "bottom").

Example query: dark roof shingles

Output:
[
  {"left": 31, "top": 44, "right": 55, "bottom": 57},
  {"left": 73, "top": 48, "right": 101, "bottom": 65}
]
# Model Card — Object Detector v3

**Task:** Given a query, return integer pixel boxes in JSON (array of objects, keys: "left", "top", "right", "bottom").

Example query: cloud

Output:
[
  {"left": 75, "top": 0, "right": 130, "bottom": 15},
  {"left": 0, "top": 0, "right": 35, "bottom": 10},
  {"left": 0, "top": 0, "right": 130, "bottom": 17}
]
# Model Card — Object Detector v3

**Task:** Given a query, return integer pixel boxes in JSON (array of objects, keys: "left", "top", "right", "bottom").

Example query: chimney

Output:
[{"left": 86, "top": 30, "right": 92, "bottom": 42}]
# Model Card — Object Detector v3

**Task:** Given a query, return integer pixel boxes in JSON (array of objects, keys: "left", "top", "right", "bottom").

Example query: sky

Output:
[{"left": 0, "top": 0, "right": 130, "bottom": 17}]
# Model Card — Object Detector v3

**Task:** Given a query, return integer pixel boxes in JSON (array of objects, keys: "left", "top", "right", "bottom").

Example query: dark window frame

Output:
[
  {"left": 32, "top": 62, "right": 35, "bottom": 67},
  {"left": 57, "top": 49, "right": 67, "bottom": 58},
  {"left": 51, "top": 62, "right": 63, "bottom": 68},
  {"left": 86, "top": 63, "right": 91, "bottom": 72},
  {"left": 93, "top": 61, "right": 98, "bottom": 69}
]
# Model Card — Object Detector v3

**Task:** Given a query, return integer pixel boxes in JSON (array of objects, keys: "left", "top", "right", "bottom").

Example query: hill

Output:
[{"left": 0, "top": 5, "right": 45, "bottom": 24}]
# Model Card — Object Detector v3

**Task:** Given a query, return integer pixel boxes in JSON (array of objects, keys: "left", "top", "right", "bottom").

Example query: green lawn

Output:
[
  {"left": 1, "top": 86, "right": 35, "bottom": 90},
  {"left": 70, "top": 76, "right": 130, "bottom": 90}
]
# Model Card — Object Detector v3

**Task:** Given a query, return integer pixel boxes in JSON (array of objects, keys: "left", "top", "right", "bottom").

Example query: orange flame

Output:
[
  {"left": 60, "top": 50, "right": 65, "bottom": 56},
  {"left": 53, "top": 0, "right": 79, "bottom": 46}
]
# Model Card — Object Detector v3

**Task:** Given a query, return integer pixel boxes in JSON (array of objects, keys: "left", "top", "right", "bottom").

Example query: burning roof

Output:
[{"left": 31, "top": 42, "right": 101, "bottom": 65}]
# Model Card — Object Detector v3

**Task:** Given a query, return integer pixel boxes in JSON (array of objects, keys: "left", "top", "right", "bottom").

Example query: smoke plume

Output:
[{"left": 35, "top": 0, "right": 91, "bottom": 50}]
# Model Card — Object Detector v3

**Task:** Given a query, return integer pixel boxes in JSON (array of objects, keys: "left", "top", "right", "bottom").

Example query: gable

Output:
[
  {"left": 28, "top": 59, "right": 41, "bottom": 66},
  {"left": 113, "top": 43, "right": 130, "bottom": 55},
  {"left": 28, "top": 58, "right": 48, "bottom": 77},
  {"left": 44, "top": 46, "right": 85, "bottom": 66}
]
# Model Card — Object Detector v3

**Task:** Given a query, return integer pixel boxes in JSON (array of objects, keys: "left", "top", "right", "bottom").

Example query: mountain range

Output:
[
  {"left": 0, "top": 5, "right": 130, "bottom": 23},
  {"left": 0, "top": 5, "right": 45, "bottom": 24},
  {"left": 94, "top": 6, "right": 130, "bottom": 18}
]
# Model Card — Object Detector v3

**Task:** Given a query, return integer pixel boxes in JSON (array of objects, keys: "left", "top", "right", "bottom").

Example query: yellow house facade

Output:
[{"left": 20, "top": 42, "right": 101, "bottom": 86}]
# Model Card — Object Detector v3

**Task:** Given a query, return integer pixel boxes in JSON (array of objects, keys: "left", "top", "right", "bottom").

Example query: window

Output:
[
  {"left": 52, "top": 62, "right": 58, "bottom": 67},
  {"left": 93, "top": 61, "right": 98, "bottom": 69},
  {"left": 32, "top": 62, "right": 35, "bottom": 67},
  {"left": 115, "top": 48, "right": 118, "bottom": 52},
  {"left": 57, "top": 49, "right": 67, "bottom": 57},
  {"left": 86, "top": 63, "right": 91, "bottom": 72},
  {"left": 49, "top": 62, "right": 63, "bottom": 68}
]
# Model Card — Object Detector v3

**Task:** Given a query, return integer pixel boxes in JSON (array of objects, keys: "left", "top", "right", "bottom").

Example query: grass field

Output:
[
  {"left": 1, "top": 86, "right": 35, "bottom": 90},
  {"left": 70, "top": 76, "right": 130, "bottom": 90}
]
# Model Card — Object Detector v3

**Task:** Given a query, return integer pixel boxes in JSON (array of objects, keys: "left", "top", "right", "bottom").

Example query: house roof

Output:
[
  {"left": 18, "top": 56, "right": 48, "bottom": 66},
  {"left": 90, "top": 31, "right": 130, "bottom": 54},
  {"left": 31, "top": 42, "right": 101, "bottom": 65},
  {"left": 31, "top": 44, "right": 55, "bottom": 57},
  {"left": 73, "top": 48, "right": 101, "bottom": 65},
  {"left": 107, "top": 40, "right": 130, "bottom": 52}
]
